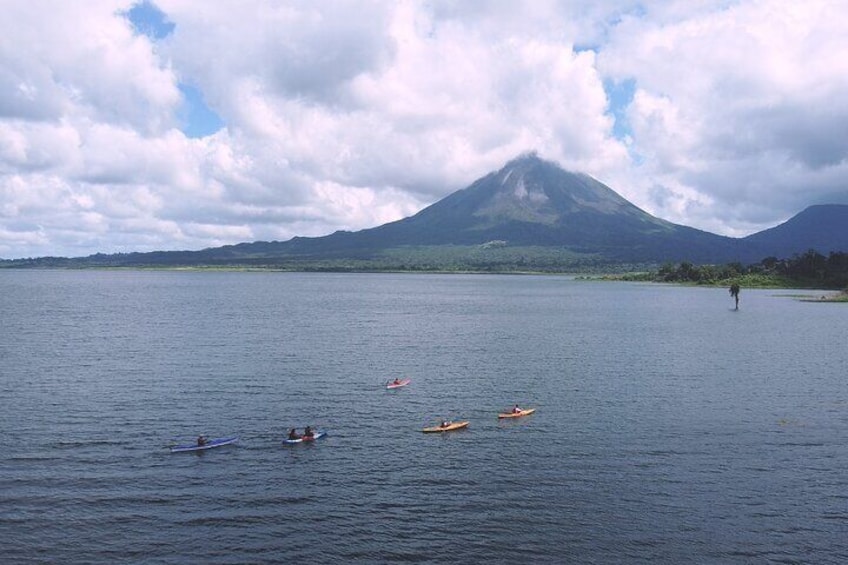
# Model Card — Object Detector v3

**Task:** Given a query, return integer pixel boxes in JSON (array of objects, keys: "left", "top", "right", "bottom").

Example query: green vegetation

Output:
[
  {"left": 378, "top": 245, "right": 610, "bottom": 273},
  {"left": 0, "top": 245, "right": 655, "bottom": 274},
  {"left": 615, "top": 250, "right": 848, "bottom": 290},
  {"left": 3, "top": 246, "right": 847, "bottom": 293}
]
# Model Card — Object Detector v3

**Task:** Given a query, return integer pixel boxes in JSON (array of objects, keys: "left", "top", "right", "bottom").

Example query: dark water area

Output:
[{"left": 1, "top": 270, "right": 846, "bottom": 564}]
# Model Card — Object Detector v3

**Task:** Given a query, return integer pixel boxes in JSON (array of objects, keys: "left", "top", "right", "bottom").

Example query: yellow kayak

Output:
[
  {"left": 422, "top": 421, "right": 469, "bottom": 433},
  {"left": 498, "top": 408, "right": 536, "bottom": 419}
]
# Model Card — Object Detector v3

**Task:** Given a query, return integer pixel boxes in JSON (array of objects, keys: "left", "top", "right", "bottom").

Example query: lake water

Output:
[{"left": 1, "top": 270, "right": 846, "bottom": 564}]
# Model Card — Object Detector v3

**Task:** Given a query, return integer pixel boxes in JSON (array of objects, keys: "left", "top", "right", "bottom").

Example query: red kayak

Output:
[{"left": 386, "top": 378, "right": 411, "bottom": 389}]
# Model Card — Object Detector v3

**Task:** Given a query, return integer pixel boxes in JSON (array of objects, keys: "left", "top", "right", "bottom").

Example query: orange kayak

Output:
[
  {"left": 422, "top": 421, "right": 469, "bottom": 433},
  {"left": 498, "top": 408, "right": 536, "bottom": 419}
]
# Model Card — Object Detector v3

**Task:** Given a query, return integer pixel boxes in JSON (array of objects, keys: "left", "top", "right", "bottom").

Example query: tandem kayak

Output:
[
  {"left": 283, "top": 431, "right": 327, "bottom": 445},
  {"left": 498, "top": 408, "right": 536, "bottom": 419},
  {"left": 422, "top": 421, "right": 469, "bottom": 433},
  {"left": 386, "top": 378, "right": 411, "bottom": 389},
  {"left": 170, "top": 436, "right": 239, "bottom": 453}
]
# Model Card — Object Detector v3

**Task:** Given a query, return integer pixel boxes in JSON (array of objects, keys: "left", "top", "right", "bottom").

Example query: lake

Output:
[{"left": 1, "top": 270, "right": 846, "bottom": 564}]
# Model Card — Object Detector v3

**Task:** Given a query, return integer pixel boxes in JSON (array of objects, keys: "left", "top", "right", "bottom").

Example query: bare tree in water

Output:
[{"left": 729, "top": 283, "right": 740, "bottom": 310}]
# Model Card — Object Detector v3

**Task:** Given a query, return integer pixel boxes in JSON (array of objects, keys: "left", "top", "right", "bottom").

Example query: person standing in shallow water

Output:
[{"left": 729, "top": 283, "right": 740, "bottom": 310}]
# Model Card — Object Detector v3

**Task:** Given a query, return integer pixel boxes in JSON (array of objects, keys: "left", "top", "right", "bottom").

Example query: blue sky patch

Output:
[
  {"left": 125, "top": 0, "right": 174, "bottom": 40},
  {"left": 604, "top": 77, "right": 635, "bottom": 140},
  {"left": 125, "top": 2, "right": 223, "bottom": 137},
  {"left": 179, "top": 84, "right": 225, "bottom": 138}
]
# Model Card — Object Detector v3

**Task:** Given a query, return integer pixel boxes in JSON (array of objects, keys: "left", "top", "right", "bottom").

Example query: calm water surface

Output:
[{"left": 1, "top": 270, "right": 846, "bottom": 564}]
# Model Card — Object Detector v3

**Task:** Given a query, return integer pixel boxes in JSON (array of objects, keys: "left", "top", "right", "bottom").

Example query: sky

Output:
[{"left": 2, "top": 0, "right": 847, "bottom": 259}]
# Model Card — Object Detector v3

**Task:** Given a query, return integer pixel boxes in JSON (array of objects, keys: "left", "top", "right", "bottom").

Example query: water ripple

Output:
[{"left": 3, "top": 271, "right": 848, "bottom": 564}]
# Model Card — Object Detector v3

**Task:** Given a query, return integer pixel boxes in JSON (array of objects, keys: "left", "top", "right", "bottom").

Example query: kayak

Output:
[
  {"left": 386, "top": 378, "right": 411, "bottom": 389},
  {"left": 170, "top": 436, "right": 239, "bottom": 453},
  {"left": 498, "top": 408, "right": 536, "bottom": 419},
  {"left": 422, "top": 421, "right": 469, "bottom": 433},
  {"left": 283, "top": 431, "right": 327, "bottom": 445}
]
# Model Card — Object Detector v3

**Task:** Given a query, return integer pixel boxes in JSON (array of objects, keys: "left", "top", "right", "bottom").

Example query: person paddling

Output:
[
  {"left": 196, "top": 435, "right": 207, "bottom": 446},
  {"left": 287, "top": 428, "right": 300, "bottom": 441},
  {"left": 303, "top": 426, "right": 314, "bottom": 439},
  {"left": 512, "top": 404, "right": 523, "bottom": 414}
]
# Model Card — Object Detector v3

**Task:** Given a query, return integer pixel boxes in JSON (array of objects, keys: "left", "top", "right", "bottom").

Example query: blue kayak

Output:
[
  {"left": 282, "top": 431, "right": 327, "bottom": 445},
  {"left": 170, "top": 436, "right": 239, "bottom": 453}
]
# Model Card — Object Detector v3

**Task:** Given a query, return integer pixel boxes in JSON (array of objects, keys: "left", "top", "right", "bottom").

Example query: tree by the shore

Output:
[{"left": 729, "top": 282, "right": 740, "bottom": 310}]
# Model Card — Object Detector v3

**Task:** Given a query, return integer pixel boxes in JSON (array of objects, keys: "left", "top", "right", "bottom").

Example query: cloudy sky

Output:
[{"left": 2, "top": 0, "right": 847, "bottom": 259}]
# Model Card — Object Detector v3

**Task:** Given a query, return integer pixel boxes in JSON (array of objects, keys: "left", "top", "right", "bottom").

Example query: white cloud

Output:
[
  {"left": 599, "top": 0, "right": 848, "bottom": 233},
  {"left": 1, "top": 0, "right": 847, "bottom": 259}
]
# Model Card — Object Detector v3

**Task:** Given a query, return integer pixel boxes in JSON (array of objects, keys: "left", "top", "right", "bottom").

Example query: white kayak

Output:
[{"left": 282, "top": 431, "right": 327, "bottom": 445}]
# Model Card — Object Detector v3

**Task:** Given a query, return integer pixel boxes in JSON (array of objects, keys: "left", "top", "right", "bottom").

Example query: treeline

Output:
[
  {"left": 645, "top": 250, "right": 848, "bottom": 289},
  {"left": 4, "top": 246, "right": 847, "bottom": 287}
]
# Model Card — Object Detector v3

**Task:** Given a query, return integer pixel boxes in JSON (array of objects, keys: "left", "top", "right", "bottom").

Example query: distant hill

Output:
[
  {"left": 2, "top": 154, "right": 846, "bottom": 270},
  {"left": 742, "top": 204, "right": 848, "bottom": 258}
]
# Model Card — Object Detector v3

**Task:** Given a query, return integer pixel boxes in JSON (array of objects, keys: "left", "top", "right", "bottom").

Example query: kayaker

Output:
[
  {"left": 287, "top": 428, "right": 300, "bottom": 440},
  {"left": 440, "top": 420, "right": 451, "bottom": 428},
  {"left": 303, "top": 426, "right": 314, "bottom": 438},
  {"left": 392, "top": 378, "right": 402, "bottom": 385},
  {"left": 512, "top": 405, "right": 522, "bottom": 414},
  {"left": 197, "top": 435, "right": 207, "bottom": 446}
]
